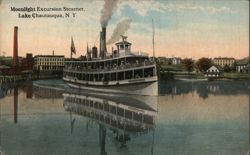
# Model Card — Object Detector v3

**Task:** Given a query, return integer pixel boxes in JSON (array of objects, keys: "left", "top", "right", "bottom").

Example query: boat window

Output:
[
  {"left": 110, "top": 106, "right": 116, "bottom": 114},
  {"left": 104, "top": 73, "right": 109, "bottom": 82},
  {"left": 144, "top": 67, "right": 154, "bottom": 77},
  {"left": 125, "top": 110, "right": 132, "bottom": 119},
  {"left": 90, "top": 74, "right": 93, "bottom": 81},
  {"left": 134, "top": 69, "right": 143, "bottom": 78},
  {"left": 118, "top": 72, "right": 125, "bottom": 80},
  {"left": 125, "top": 71, "right": 132, "bottom": 79},
  {"left": 99, "top": 74, "right": 103, "bottom": 81},
  {"left": 111, "top": 73, "right": 116, "bottom": 81},
  {"left": 133, "top": 112, "right": 143, "bottom": 122},
  {"left": 104, "top": 104, "right": 109, "bottom": 112},
  {"left": 94, "top": 74, "right": 98, "bottom": 81},
  {"left": 117, "top": 107, "right": 124, "bottom": 117}
]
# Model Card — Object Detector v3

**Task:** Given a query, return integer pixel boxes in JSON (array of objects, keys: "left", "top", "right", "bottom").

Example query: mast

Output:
[
  {"left": 87, "top": 42, "right": 89, "bottom": 61},
  {"left": 71, "top": 37, "right": 73, "bottom": 59},
  {"left": 152, "top": 19, "right": 155, "bottom": 63}
]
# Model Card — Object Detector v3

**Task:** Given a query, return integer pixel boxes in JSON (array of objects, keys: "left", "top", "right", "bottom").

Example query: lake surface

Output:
[{"left": 0, "top": 79, "right": 249, "bottom": 155}]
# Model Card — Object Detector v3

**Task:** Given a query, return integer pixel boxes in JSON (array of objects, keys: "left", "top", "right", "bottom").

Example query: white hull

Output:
[{"left": 63, "top": 77, "right": 158, "bottom": 96}]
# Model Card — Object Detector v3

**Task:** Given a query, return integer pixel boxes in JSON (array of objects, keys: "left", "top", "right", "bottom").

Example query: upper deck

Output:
[
  {"left": 65, "top": 51, "right": 149, "bottom": 63},
  {"left": 64, "top": 53, "right": 154, "bottom": 72}
]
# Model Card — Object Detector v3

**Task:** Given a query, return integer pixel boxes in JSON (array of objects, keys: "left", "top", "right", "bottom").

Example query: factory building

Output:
[{"left": 34, "top": 55, "right": 64, "bottom": 71}]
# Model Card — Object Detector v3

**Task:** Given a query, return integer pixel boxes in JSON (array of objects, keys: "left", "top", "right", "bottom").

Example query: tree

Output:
[
  {"left": 196, "top": 58, "right": 213, "bottom": 72},
  {"left": 181, "top": 58, "right": 194, "bottom": 72},
  {"left": 223, "top": 64, "right": 231, "bottom": 72},
  {"left": 231, "top": 62, "right": 237, "bottom": 71}
]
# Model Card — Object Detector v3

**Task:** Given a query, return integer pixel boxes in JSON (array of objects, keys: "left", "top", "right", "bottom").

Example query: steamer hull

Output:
[{"left": 63, "top": 76, "right": 158, "bottom": 96}]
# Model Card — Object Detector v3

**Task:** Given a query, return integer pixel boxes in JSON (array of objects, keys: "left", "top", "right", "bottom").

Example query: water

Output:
[{"left": 0, "top": 79, "right": 248, "bottom": 155}]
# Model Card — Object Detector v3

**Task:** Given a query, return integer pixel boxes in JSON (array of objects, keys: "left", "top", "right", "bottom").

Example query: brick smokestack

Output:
[
  {"left": 99, "top": 27, "right": 107, "bottom": 59},
  {"left": 12, "top": 26, "right": 18, "bottom": 68}
]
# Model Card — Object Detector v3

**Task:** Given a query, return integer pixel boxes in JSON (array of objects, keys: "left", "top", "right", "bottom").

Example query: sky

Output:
[{"left": 0, "top": 0, "right": 249, "bottom": 59}]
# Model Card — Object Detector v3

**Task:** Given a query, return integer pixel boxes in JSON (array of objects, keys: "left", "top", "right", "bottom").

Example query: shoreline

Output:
[
  {"left": 160, "top": 72, "right": 249, "bottom": 81},
  {"left": 0, "top": 74, "right": 61, "bottom": 84}
]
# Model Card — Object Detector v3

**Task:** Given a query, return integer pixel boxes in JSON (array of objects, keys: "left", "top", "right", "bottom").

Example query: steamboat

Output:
[{"left": 63, "top": 27, "right": 158, "bottom": 96}]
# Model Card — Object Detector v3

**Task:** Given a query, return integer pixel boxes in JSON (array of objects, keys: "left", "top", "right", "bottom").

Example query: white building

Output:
[
  {"left": 204, "top": 65, "right": 223, "bottom": 77},
  {"left": 172, "top": 57, "right": 182, "bottom": 65},
  {"left": 235, "top": 58, "right": 249, "bottom": 72},
  {"left": 34, "top": 55, "right": 64, "bottom": 71},
  {"left": 213, "top": 57, "right": 235, "bottom": 67}
]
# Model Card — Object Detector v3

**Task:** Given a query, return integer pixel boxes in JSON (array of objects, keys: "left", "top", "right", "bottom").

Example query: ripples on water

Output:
[{"left": 0, "top": 79, "right": 248, "bottom": 155}]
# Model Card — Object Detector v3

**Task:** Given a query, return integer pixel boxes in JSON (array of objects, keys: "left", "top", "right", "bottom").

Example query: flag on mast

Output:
[{"left": 71, "top": 37, "right": 76, "bottom": 58}]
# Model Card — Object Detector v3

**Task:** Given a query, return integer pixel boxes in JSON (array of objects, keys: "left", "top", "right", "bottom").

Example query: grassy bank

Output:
[
  {"left": 160, "top": 71, "right": 249, "bottom": 80},
  {"left": 159, "top": 64, "right": 183, "bottom": 72},
  {"left": 159, "top": 64, "right": 249, "bottom": 80},
  {"left": 160, "top": 71, "right": 205, "bottom": 79},
  {"left": 223, "top": 72, "right": 249, "bottom": 80},
  {"left": 0, "top": 73, "right": 62, "bottom": 84}
]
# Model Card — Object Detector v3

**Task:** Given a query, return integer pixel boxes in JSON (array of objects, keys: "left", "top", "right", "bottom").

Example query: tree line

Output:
[{"left": 159, "top": 58, "right": 235, "bottom": 73}]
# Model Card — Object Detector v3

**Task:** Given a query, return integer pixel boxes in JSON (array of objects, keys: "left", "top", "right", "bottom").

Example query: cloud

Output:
[
  {"left": 118, "top": 0, "right": 155, "bottom": 16},
  {"left": 156, "top": 3, "right": 235, "bottom": 14},
  {"left": 130, "top": 22, "right": 151, "bottom": 34},
  {"left": 118, "top": 0, "right": 236, "bottom": 17}
]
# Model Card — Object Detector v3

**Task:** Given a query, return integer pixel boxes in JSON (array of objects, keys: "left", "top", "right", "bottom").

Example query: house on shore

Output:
[
  {"left": 204, "top": 65, "right": 223, "bottom": 78},
  {"left": 235, "top": 57, "right": 249, "bottom": 73},
  {"left": 172, "top": 57, "right": 182, "bottom": 65}
]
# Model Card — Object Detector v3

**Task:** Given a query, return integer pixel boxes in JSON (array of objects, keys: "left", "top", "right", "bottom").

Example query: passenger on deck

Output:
[{"left": 120, "top": 61, "right": 125, "bottom": 69}]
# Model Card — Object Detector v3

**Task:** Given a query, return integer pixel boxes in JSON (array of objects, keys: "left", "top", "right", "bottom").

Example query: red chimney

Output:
[{"left": 12, "top": 26, "right": 18, "bottom": 68}]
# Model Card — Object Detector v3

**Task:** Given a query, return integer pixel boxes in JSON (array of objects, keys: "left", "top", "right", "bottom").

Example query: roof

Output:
[
  {"left": 207, "top": 65, "right": 223, "bottom": 72},
  {"left": 115, "top": 41, "right": 132, "bottom": 45},
  {"left": 214, "top": 57, "right": 235, "bottom": 60},
  {"left": 236, "top": 57, "right": 249, "bottom": 65},
  {"left": 172, "top": 57, "right": 182, "bottom": 60},
  {"left": 34, "top": 55, "right": 64, "bottom": 57}
]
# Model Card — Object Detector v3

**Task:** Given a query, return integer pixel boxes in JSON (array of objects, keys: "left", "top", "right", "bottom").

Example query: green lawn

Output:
[
  {"left": 223, "top": 72, "right": 249, "bottom": 79},
  {"left": 159, "top": 64, "right": 249, "bottom": 80}
]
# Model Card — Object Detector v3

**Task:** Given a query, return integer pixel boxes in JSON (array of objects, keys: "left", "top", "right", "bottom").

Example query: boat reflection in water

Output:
[{"left": 63, "top": 92, "right": 158, "bottom": 155}]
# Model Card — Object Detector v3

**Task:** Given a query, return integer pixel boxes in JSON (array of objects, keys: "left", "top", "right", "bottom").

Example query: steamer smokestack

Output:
[
  {"left": 12, "top": 26, "right": 18, "bottom": 68},
  {"left": 100, "top": 27, "right": 107, "bottom": 59}
]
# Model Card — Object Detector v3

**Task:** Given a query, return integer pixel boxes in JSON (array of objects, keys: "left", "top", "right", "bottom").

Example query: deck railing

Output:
[{"left": 64, "top": 61, "right": 155, "bottom": 73}]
